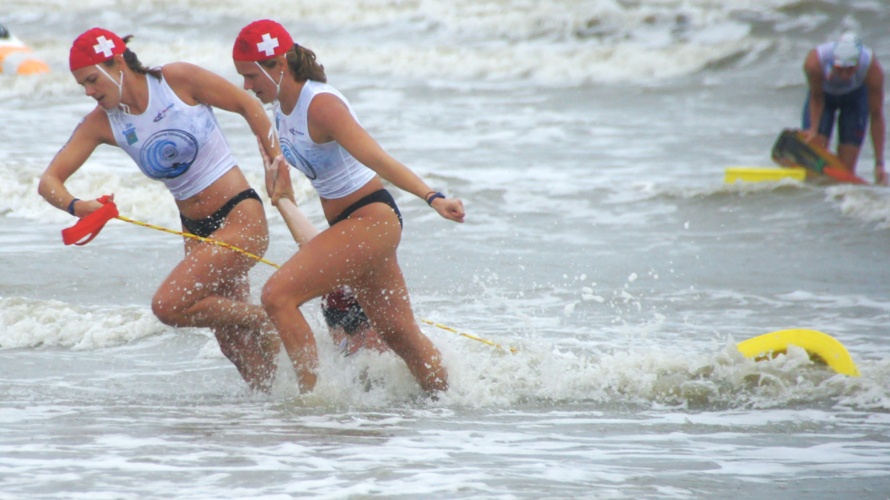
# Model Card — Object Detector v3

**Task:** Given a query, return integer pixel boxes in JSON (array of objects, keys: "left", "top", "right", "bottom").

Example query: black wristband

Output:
[
  {"left": 425, "top": 192, "right": 445, "bottom": 206},
  {"left": 67, "top": 198, "right": 80, "bottom": 215}
]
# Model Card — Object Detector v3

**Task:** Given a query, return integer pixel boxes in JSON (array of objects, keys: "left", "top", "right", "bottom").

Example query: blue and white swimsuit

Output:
[
  {"left": 802, "top": 42, "right": 874, "bottom": 146},
  {"left": 272, "top": 80, "right": 376, "bottom": 200},
  {"left": 106, "top": 75, "right": 236, "bottom": 200}
]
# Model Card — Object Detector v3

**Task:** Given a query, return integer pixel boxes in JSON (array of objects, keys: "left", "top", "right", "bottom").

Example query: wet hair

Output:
[
  {"left": 101, "top": 35, "right": 162, "bottom": 80},
  {"left": 258, "top": 43, "right": 327, "bottom": 83}
]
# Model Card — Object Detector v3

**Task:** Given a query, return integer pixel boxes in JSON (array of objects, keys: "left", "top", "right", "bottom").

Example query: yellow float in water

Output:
[
  {"left": 0, "top": 24, "right": 50, "bottom": 75},
  {"left": 737, "top": 328, "right": 860, "bottom": 376},
  {"left": 724, "top": 166, "right": 807, "bottom": 184}
]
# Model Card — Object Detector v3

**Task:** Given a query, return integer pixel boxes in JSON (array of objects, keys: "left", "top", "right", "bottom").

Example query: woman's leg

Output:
[
  {"left": 836, "top": 87, "right": 869, "bottom": 172},
  {"left": 261, "top": 202, "right": 447, "bottom": 394},
  {"left": 261, "top": 265, "right": 319, "bottom": 392},
  {"left": 261, "top": 237, "right": 341, "bottom": 393},
  {"left": 354, "top": 257, "right": 448, "bottom": 393},
  {"left": 152, "top": 200, "right": 279, "bottom": 390},
  {"left": 837, "top": 143, "right": 862, "bottom": 171},
  {"left": 210, "top": 277, "right": 281, "bottom": 391}
]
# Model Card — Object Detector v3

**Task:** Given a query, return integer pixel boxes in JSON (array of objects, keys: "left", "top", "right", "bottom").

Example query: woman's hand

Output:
[
  {"left": 73, "top": 194, "right": 114, "bottom": 218},
  {"left": 268, "top": 155, "right": 296, "bottom": 206},
  {"left": 430, "top": 197, "right": 465, "bottom": 223},
  {"left": 801, "top": 127, "right": 818, "bottom": 144},
  {"left": 257, "top": 136, "right": 295, "bottom": 206}
]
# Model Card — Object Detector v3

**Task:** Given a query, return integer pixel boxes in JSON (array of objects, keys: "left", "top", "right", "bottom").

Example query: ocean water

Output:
[{"left": 2, "top": 0, "right": 890, "bottom": 498}]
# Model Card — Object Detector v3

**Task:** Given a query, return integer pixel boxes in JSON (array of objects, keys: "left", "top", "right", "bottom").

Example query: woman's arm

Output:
[
  {"left": 865, "top": 57, "right": 886, "bottom": 184},
  {"left": 257, "top": 137, "right": 320, "bottom": 245},
  {"left": 163, "top": 62, "right": 282, "bottom": 160},
  {"left": 802, "top": 48, "right": 826, "bottom": 143},
  {"left": 37, "top": 110, "right": 113, "bottom": 217},
  {"left": 277, "top": 190, "right": 321, "bottom": 247},
  {"left": 309, "top": 93, "right": 465, "bottom": 222}
]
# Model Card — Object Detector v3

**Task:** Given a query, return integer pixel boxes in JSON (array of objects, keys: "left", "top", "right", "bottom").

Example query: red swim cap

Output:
[
  {"left": 69, "top": 28, "right": 126, "bottom": 71},
  {"left": 233, "top": 19, "right": 294, "bottom": 61}
]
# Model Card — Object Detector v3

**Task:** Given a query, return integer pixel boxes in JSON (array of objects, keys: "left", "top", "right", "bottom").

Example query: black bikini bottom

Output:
[
  {"left": 323, "top": 189, "right": 401, "bottom": 334},
  {"left": 180, "top": 188, "right": 261, "bottom": 238},
  {"left": 329, "top": 188, "right": 403, "bottom": 228}
]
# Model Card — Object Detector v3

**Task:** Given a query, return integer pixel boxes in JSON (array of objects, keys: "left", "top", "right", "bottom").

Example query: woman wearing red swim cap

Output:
[
  {"left": 39, "top": 27, "right": 284, "bottom": 391},
  {"left": 233, "top": 19, "right": 465, "bottom": 395}
]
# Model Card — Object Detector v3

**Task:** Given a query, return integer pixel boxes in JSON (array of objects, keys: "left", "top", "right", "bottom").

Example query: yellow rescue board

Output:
[
  {"left": 771, "top": 129, "right": 868, "bottom": 184},
  {"left": 737, "top": 328, "right": 860, "bottom": 377},
  {"left": 724, "top": 166, "right": 807, "bottom": 184}
]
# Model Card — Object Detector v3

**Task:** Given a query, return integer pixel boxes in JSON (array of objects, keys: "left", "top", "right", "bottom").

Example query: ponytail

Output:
[
  {"left": 112, "top": 35, "right": 162, "bottom": 80},
  {"left": 258, "top": 43, "right": 327, "bottom": 83},
  {"left": 287, "top": 44, "right": 327, "bottom": 83}
]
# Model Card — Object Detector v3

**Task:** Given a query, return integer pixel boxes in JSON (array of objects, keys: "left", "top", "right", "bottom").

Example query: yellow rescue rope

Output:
[{"left": 113, "top": 215, "right": 518, "bottom": 353}]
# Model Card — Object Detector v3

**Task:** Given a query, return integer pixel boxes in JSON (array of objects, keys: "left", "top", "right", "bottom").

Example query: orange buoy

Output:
[{"left": 0, "top": 25, "right": 50, "bottom": 75}]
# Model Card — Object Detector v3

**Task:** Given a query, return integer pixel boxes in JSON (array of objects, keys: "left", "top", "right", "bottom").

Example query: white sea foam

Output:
[
  {"left": 826, "top": 184, "right": 890, "bottom": 228},
  {"left": 3, "top": 0, "right": 806, "bottom": 88},
  {"left": 4, "top": 291, "right": 886, "bottom": 412},
  {"left": 0, "top": 296, "right": 167, "bottom": 349}
]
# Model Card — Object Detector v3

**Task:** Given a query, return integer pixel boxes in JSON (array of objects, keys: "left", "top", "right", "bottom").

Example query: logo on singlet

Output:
[
  {"left": 123, "top": 124, "right": 138, "bottom": 145},
  {"left": 281, "top": 138, "right": 317, "bottom": 180},
  {"left": 153, "top": 104, "right": 175, "bottom": 123},
  {"left": 138, "top": 129, "right": 199, "bottom": 179}
]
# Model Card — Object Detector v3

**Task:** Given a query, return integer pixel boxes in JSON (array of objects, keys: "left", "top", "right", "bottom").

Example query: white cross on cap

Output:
[
  {"left": 93, "top": 36, "right": 117, "bottom": 57},
  {"left": 256, "top": 33, "right": 279, "bottom": 57}
]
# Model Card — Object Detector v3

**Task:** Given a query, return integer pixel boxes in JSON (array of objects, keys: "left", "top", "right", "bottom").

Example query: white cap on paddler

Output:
[{"left": 833, "top": 32, "right": 862, "bottom": 68}]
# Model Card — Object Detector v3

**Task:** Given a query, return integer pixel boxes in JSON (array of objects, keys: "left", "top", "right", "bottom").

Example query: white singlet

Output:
[
  {"left": 273, "top": 80, "right": 376, "bottom": 199},
  {"left": 106, "top": 74, "right": 237, "bottom": 200},
  {"left": 816, "top": 42, "right": 873, "bottom": 96}
]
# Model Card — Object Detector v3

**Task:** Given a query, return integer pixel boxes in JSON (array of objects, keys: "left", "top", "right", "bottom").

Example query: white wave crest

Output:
[
  {"left": 0, "top": 296, "right": 168, "bottom": 350},
  {"left": 827, "top": 185, "right": 890, "bottom": 229}
]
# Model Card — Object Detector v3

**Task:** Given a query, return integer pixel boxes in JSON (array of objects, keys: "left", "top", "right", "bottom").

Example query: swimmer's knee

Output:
[
  {"left": 261, "top": 278, "right": 304, "bottom": 315},
  {"left": 151, "top": 294, "right": 187, "bottom": 327}
]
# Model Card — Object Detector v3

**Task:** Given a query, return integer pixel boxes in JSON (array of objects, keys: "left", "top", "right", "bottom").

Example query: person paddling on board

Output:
[
  {"left": 38, "top": 28, "right": 282, "bottom": 391},
  {"left": 232, "top": 19, "right": 464, "bottom": 395},
  {"left": 802, "top": 32, "right": 886, "bottom": 185}
]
